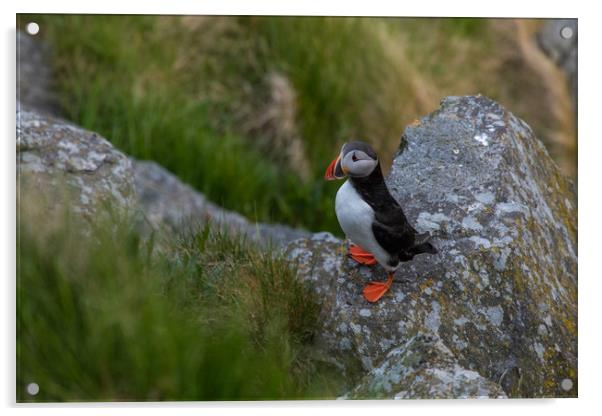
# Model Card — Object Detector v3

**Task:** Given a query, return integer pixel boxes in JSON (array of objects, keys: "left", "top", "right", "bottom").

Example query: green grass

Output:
[
  {"left": 18, "top": 15, "right": 575, "bottom": 232},
  {"left": 246, "top": 17, "right": 391, "bottom": 162},
  {"left": 17, "top": 207, "right": 342, "bottom": 401},
  {"left": 21, "top": 15, "right": 493, "bottom": 235},
  {"left": 19, "top": 15, "right": 345, "bottom": 234}
]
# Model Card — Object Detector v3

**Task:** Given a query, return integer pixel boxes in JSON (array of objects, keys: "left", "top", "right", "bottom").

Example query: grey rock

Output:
[
  {"left": 346, "top": 334, "right": 506, "bottom": 399},
  {"left": 133, "top": 160, "right": 310, "bottom": 246},
  {"left": 286, "top": 95, "right": 577, "bottom": 398},
  {"left": 17, "top": 104, "right": 136, "bottom": 221},
  {"left": 17, "top": 31, "right": 59, "bottom": 115}
]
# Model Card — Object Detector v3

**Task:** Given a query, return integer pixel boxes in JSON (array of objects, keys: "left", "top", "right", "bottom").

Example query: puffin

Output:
[{"left": 324, "top": 140, "right": 437, "bottom": 302}]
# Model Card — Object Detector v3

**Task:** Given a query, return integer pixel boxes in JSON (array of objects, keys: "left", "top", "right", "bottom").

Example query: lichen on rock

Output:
[
  {"left": 286, "top": 95, "right": 577, "bottom": 399},
  {"left": 17, "top": 103, "right": 136, "bottom": 222},
  {"left": 346, "top": 333, "right": 506, "bottom": 399}
]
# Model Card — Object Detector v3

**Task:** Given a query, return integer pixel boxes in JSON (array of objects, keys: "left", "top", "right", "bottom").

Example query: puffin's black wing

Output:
[
  {"left": 372, "top": 205, "right": 437, "bottom": 262},
  {"left": 371, "top": 207, "right": 417, "bottom": 257}
]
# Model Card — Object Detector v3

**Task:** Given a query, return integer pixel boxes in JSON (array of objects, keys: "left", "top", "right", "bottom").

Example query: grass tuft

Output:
[{"left": 17, "top": 208, "right": 340, "bottom": 401}]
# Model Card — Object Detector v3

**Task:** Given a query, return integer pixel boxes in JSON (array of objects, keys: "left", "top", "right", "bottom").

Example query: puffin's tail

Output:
[
  {"left": 410, "top": 241, "right": 438, "bottom": 255},
  {"left": 411, "top": 232, "right": 438, "bottom": 255}
]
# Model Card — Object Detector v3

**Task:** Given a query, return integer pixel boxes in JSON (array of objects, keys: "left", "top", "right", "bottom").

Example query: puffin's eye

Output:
[{"left": 352, "top": 152, "right": 358, "bottom": 162}]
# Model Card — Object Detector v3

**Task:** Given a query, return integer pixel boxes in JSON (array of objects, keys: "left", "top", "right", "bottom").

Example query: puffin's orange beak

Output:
[{"left": 324, "top": 154, "right": 344, "bottom": 181}]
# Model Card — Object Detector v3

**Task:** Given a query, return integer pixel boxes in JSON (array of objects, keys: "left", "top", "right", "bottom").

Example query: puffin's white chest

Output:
[{"left": 335, "top": 180, "right": 390, "bottom": 267}]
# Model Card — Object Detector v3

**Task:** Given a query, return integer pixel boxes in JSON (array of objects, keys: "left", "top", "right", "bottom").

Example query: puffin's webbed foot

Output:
[
  {"left": 363, "top": 273, "right": 394, "bottom": 302},
  {"left": 349, "top": 244, "right": 377, "bottom": 266}
]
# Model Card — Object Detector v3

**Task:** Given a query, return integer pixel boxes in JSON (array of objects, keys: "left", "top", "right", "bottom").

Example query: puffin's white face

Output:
[
  {"left": 324, "top": 141, "right": 379, "bottom": 180},
  {"left": 340, "top": 148, "right": 378, "bottom": 177}
]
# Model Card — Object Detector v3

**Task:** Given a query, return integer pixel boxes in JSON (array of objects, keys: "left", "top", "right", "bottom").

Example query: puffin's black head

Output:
[{"left": 324, "top": 141, "right": 379, "bottom": 181}]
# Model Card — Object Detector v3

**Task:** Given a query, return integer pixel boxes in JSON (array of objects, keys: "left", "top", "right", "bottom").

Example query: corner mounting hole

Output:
[
  {"left": 26, "top": 22, "right": 39, "bottom": 36},
  {"left": 560, "top": 378, "right": 573, "bottom": 391},
  {"left": 560, "top": 26, "right": 573, "bottom": 40},
  {"left": 26, "top": 382, "right": 39, "bottom": 396}
]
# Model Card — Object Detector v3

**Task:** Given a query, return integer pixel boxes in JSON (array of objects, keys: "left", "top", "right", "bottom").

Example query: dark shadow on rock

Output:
[{"left": 17, "top": 30, "right": 60, "bottom": 116}]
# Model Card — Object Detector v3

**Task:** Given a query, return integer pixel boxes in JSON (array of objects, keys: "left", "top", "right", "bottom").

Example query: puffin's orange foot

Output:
[
  {"left": 363, "top": 274, "right": 394, "bottom": 303},
  {"left": 349, "top": 244, "right": 377, "bottom": 266}
]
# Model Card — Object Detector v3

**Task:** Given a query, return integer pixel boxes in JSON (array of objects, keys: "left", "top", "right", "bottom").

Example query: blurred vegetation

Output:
[
  {"left": 21, "top": 15, "right": 576, "bottom": 235},
  {"left": 17, "top": 203, "right": 343, "bottom": 401}
]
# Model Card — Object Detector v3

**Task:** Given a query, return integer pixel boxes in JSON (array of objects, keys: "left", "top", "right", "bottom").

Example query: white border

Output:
[{"left": 3, "top": 1, "right": 601, "bottom": 415}]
